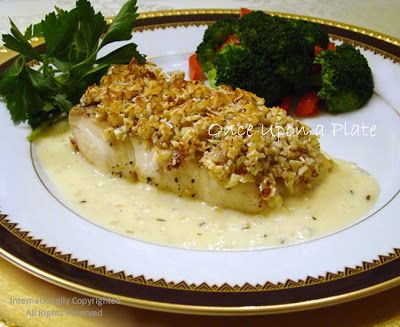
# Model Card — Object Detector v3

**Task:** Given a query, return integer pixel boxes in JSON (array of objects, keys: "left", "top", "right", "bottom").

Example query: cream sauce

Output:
[{"left": 34, "top": 122, "right": 379, "bottom": 250}]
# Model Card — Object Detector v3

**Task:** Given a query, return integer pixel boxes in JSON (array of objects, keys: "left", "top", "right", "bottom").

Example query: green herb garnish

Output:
[{"left": 0, "top": 0, "right": 146, "bottom": 140}]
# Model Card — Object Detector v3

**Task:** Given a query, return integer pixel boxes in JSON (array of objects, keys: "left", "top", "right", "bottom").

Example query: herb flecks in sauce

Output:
[{"left": 34, "top": 124, "right": 380, "bottom": 250}]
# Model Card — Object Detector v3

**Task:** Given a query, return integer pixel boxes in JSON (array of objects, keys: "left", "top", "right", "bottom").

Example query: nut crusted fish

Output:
[{"left": 69, "top": 61, "right": 333, "bottom": 214}]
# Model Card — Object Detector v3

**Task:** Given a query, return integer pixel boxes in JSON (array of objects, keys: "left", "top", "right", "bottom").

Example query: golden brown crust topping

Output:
[{"left": 78, "top": 61, "right": 332, "bottom": 207}]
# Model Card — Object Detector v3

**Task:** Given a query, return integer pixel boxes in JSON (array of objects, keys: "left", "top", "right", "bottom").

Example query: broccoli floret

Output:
[
  {"left": 314, "top": 43, "right": 374, "bottom": 113},
  {"left": 207, "top": 68, "right": 218, "bottom": 88},
  {"left": 286, "top": 19, "right": 329, "bottom": 54},
  {"left": 215, "top": 44, "right": 291, "bottom": 105},
  {"left": 196, "top": 19, "right": 239, "bottom": 72},
  {"left": 228, "top": 11, "right": 311, "bottom": 98},
  {"left": 238, "top": 12, "right": 307, "bottom": 60},
  {"left": 237, "top": 12, "right": 312, "bottom": 89},
  {"left": 275, "top": 52, "right": 312, "bottom": 90}
]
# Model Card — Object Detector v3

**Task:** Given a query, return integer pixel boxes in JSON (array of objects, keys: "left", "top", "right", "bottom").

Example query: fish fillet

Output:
[{"left": 69, "top": 61, "right": 333, "bottom": 214}]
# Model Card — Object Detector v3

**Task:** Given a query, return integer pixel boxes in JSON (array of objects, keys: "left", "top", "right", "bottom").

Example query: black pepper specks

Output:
[
  {"left": 312, "top": 216, "right": 317, "bottom": 221},
  {"left": 191, "top": 179, "right": 195, "bottom": 183},
  {"left": 111, "top": 170, "right": 123, "bottom": 178},
  {"left": 80, "top": 200, "right": 87, "bottom": 204},
  {"left": 366, "top": 195, "right": 371, "bottom": 201}
]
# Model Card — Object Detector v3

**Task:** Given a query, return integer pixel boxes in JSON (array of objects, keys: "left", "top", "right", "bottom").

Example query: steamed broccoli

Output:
[
  {"left": 275, "top": 52, "right": 312, "bottom": 90},
  {"left": 196, "top": 11, "right": 312, "bottom": 105},
  {"left": 237, "top": 12, "right": 312, "bottom": 90},
  {"left": 314, "top": 43, "right": 374, "bottom": 113},
  {"left": 196, "top": 19, "right": 238, "bottom": 72},
  {"left": 286, "top": 19, "right": 329, "bottom": 54},
  {"left": 195, "top": 11, "right": 373, "bottom": 113},
  {"left": 215, "top": 44, "right": 291, "bottom": 104},
  {"left": 237, "top": 12, "right": 305, "bottom": 59}
]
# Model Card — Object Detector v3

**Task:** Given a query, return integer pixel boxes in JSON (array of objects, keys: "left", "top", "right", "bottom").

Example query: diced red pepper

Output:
[
  {"left": 314, "top": 45, "right": 323, "bottom": 56},
  {"left": 240, "top": 7, "right": 252, "bottom": 17},
  {"left": 188, "top": 53, "right": 205, "bottom": 81},
  {"left": 219, "top": 34, "right": 240, "bottom": 52},
  {"left": 314, "top": 42, "right": 336, "bottom": 57},
  {"left": 296, "top": 91, "right": 320, "bottom": 116},
  {"left": 280, "top": 95, "right": 293, "bottom": 113},
  {"left": 327, "top": 42, "right": 336, "bottom": 51}
]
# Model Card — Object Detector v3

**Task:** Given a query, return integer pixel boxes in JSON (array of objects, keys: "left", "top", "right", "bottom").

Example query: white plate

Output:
[{"left": 0, "top": 10, "right": 399, "bottom": 315}]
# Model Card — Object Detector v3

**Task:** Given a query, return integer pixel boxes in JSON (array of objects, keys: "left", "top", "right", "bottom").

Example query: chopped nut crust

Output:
[{"left": 78, "top": 61, "right": 332, "bottom": 207}]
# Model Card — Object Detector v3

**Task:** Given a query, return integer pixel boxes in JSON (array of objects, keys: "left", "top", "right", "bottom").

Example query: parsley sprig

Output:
[{"left": 0, "top": 0, "right": 145, "bottom": 140}]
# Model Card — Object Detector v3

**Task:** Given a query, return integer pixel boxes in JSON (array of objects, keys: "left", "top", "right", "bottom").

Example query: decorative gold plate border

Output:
[
  {"left": 1, "top": 214, "right": 399, "bottom": 293},
  {"left": 2, "top": 244, "right": 399, "bottom": 316},
  {"left": 0, "top": 9, "right": 399, "bottom": 315},
  {"left": 1, "top": 9, "right": 399, "bottom": 63}
]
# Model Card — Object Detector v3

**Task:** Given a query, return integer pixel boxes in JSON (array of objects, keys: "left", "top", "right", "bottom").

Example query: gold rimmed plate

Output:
[{"left": 0, "top": 9, "right": 400, "bottom": 315}]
